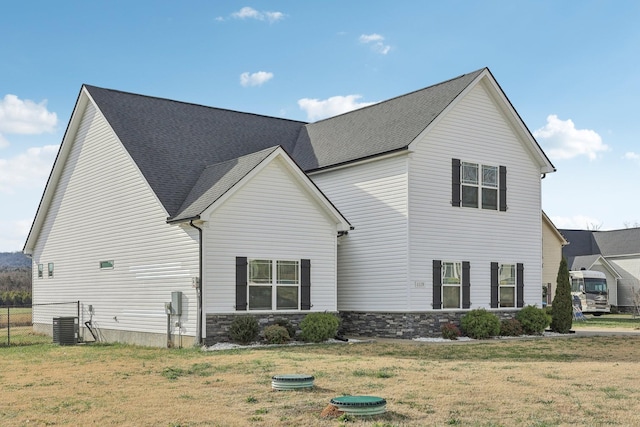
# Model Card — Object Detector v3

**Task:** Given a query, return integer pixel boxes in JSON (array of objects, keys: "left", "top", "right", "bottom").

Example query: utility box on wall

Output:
[{"left": 171, "top": 291, "right": 182, "bottom": 316}]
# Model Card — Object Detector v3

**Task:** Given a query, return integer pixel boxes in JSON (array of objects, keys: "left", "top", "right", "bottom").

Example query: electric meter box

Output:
[{"left": 171, "top": 291, "right": 182, "bottom": 316}]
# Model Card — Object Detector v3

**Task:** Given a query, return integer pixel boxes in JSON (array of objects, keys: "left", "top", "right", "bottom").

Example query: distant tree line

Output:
[{"left": 0, "top": 267, "right": 32, "bottom": 307}]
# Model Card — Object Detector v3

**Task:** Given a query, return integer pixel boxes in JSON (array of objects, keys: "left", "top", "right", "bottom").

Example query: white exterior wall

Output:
[
  {"left": 203, "top": 158, "right": 339, "bottom": 314},
  {"left": 311, "top": 156, "right": 409, "bottom": 311},
  {"left": 608, "top": 257, "right": 640, "bottom": 306},
  {"left": 31, "top": 101, "right": 199, "bottom": 342},
  {"left": 407, "top": 82, "right": 544, "bottom": 310}
]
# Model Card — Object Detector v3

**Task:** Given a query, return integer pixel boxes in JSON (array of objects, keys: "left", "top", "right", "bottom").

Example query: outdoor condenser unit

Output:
[{"left": 53, "top": 316, "right": 79, "bottom": 345}]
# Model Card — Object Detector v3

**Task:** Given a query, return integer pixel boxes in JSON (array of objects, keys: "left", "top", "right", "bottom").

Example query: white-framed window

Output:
[
  {"left": 48, "top": 262, "right": 54, "bottom": 278},
  {"left": 442, "top": 261, "right": 462, "bottom": 309},
  {"left": 248, "top": 259, "right": 300, "bottom": 310},
  {"left": 461, "top": 162, "right": 499, "bottom": 210},
  {"left": 499, "top": 263, "right": 516, "bottom": 307},
  {"left": 37, "top": 264, "right": 43, "bottom": 279},
  {"left": 99, "top": 260, "right": 115, "bottom": 270}
]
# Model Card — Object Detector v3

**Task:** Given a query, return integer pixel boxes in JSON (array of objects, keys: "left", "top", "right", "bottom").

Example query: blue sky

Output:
[{"left": 1, "top": 1, "right": 640, "bottom": 252}]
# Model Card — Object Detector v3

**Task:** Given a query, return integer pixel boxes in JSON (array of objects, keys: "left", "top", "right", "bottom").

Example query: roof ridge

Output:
[
  {"left": 306, "top": 67, "right": 487, "bottom": 125},
  {"left": 83, "top": 84, "right": 308, "bottom": 125}
]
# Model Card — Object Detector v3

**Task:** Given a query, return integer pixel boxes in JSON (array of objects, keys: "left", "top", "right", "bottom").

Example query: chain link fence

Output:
[{"left": 0, "top": 301, "right": 79, "bottom": 346}]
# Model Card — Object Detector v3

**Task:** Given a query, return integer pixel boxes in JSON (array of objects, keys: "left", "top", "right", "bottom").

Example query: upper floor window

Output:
[
  {"left": 37, "top": 264, "right": 43, "bottom": 278},
  {"left": 48, "top": 262, "right": 54, "bottom": 278},
  {"left": 452, "top": 159, "right": 506, "bottom": 211}
]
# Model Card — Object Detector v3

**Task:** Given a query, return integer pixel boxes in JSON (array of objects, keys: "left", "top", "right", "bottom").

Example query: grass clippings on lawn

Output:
[{"left": 2, "top": 335, "right": 640, "bottom": 426}]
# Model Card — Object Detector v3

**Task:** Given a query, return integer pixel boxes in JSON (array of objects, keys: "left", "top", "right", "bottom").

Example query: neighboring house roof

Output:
[
  {"left": 567, "top": 254, "right": 622, "bottom": 278},
  {"left": 561, "top": 228, "right": 640, "bottom": 258}
]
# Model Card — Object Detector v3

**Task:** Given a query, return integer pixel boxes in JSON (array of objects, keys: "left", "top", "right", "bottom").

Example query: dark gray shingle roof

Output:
[
  {"left": 561, "top": 228, "right": 640, "bottom": 258},
  {"left": 85, "top": 86, "right": 306, "bottom": 218},
  {"left": 169, "top": 147, "right": 278, "bottom": 222},
  {"left": 293, "top": 69, "right": 485, "bottom": 171},
  {"left": 84, "top": 69, "right": 486, "bottom": 218}
]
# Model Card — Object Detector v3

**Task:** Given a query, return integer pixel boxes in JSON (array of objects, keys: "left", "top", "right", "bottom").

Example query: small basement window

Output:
[{"left": 100, "top": 260, "right": 115, "bottom": 270}]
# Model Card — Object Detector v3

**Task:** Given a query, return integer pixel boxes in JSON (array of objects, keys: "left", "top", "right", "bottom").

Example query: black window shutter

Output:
[
  {"left": 301, "top": 259, "right": 311, "bottom": 310},
  {"left": 432, "top": 260, "right": 442, "bottom": 309},
  {"left": 490, "top": 262, "right": 499, "bottom": 308},
  {"left": 517, "top": 263, "right": 525, "bottom": 308},
  {"left": 499, "top": 166, "right": 507, "bottom": 212},
  {"left": 452, "top": 159, "right": 461, "bottom": 207},
  {"left": 235, "top": 257, "right": 248, "bottom": 311},
  {"left": 462, "top": 261, "right": 471, "bottom": 309}
]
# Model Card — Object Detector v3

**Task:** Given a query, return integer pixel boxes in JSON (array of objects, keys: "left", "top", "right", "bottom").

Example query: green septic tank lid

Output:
[{"left": 330, "top": 395, "right": 386, "bottom": 407}]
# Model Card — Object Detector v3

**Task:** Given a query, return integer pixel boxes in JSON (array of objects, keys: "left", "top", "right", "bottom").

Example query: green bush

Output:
[
  {"left": 516, "top": 305, "right": 550, "bottom": 335},
  {"left": 275, "top": 318, "right": 297, "bottom": 340},
  {"left": 263, "top": 325, "right": 290, "bottom": 344},
  {"left": 441, "top": 323, "right": 461, "bottom": 340},
  {"left": 500, "top": 318, "right": 524, "bottom": 337},
  {"left": 229, "top": 315, "right": 259, "bottom": 344},
  {"left": 550, "top": 257, "right": 573, "bottom": 333},
  {"left": 460, "top": 309, "right": 500, "bottom": 339},
  {"left": 299, "top": 312, "right": 340, "bottom": 343}
]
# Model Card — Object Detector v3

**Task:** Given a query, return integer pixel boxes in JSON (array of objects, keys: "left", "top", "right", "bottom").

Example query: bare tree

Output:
[
  {"left": 631, "top": 286, "right": 640, "bottom": 318},
  {"left": 586, "top": 222, "right": 603, "bottom": 231}
]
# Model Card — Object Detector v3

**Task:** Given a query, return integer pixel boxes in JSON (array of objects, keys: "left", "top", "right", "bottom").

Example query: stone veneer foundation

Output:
[
  {"left": 205, "top": 310, "right": 519, "bottom": 344},
  {"left": 338, "top": 310, "right": 518, "bottom": 339}
]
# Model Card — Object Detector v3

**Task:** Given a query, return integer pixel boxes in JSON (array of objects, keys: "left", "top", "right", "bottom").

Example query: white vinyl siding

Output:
[
  {"left": 312, "top": 155, "right": 409, "bottom": 311},
  {"left": 408, "top": 82, "right": 543, "bottom": 310},
  {"left": 31, "top": 101, "right": 199, "bottom": 338},
  {"left": 607, "top": 257, "right": 640, "bottom": 307},
  {"left": 203, "top": 158, "right": 339, "bottom": 314}
]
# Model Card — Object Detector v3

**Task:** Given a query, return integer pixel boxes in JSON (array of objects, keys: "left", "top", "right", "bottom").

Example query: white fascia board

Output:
[{"left": 200, "top": 147, "right": 352, "bottom": 232}]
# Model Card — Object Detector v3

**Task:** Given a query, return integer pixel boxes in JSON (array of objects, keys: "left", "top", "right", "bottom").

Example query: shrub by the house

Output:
[
  {"left": 263, "top": 325, "right": 290, "bottom": 344},
  {"left": 516, "top": 305, "right": 551, "bottom": 335},
  {"left": 441, "top": 323, "right": 461, "bottom": 340},
  {"left": 500, "top": 318, "right": 524, "bottom": 337},
  {"left": 229, "top": 315, "right": 259, "bottom": 344},
  {"left": 299, "top": 312, "right": 340, "bottom": 343},
  {"left": 460, "top": 308, "right": 500, "bottom": 339},
  {"left": 275, "top": 318, "right": 297, "bottom": 340},
  {"left": 550, "top": 257, "right": 573, "bottom": 333}
]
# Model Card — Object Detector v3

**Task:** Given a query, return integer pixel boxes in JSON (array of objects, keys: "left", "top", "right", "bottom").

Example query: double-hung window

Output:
[
  {"left": 498, "top": 263, "right": 516, "bottom": 308},
  {"left": 442, "top": 261, "right": 462, "bottom": 309},
  {"left": 248, "top": 259, "right": 300, "bottom": 310},
  {"left": 461, "top": 162, "right": 498, "bottom": 209},
  {"left": 453, "top": 159, "right": 506, "bottom": 211}
]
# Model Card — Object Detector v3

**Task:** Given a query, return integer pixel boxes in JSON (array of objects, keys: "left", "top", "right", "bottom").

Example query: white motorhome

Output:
[{"left": 570, "top": 270, "right": 610, "bottom": 315}]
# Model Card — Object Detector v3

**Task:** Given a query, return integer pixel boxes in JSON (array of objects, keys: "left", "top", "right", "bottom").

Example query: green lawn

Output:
[{"left": 572, "top": 313, "right": 640, "bottom": 329}]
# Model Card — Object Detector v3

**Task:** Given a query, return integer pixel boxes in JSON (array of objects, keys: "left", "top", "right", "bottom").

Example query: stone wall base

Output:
[
  {"left": 205, "top": 312, "right": 312, "bottom": 346},
  {"left": 338, "top": 310, "right": 518, "bottom": 340}
]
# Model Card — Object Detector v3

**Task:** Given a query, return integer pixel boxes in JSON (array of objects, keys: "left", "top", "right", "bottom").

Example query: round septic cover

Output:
[
  {"left": 272, "top": 374, "right": 314, "bottom": 382},
  {"left": 330, "top": 395, "right": 386, "bottom": 407},
  {"left": 271, "top": 374, "right": 315, "bottom": 390}
]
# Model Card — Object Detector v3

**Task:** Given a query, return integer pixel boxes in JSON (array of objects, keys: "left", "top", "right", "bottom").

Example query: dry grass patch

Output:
[{"left": 1, "top": 336, "right": 640, "bottom": 426}]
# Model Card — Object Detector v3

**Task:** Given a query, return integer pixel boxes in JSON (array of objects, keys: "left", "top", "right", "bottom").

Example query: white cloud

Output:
[
  {"left": 533, "top": 115, "right": 608, "bottom": 161},
  {"left": 0, "top": 144, "right": 59, "bottom": 194},
  {"left": 550, "top": 214, "right": 603, "bottom": 230},
  {"left": 359, "top": 33, "right": 391, "bottom": 55},
  {"left": 0, "top": 94, "right": 57, "bottom": 135},
  {"left": 240, "top": 71, "right": 274, "bottom": 87},
  {"left": 624, "top": 152, "right": 640, "bottom": 162},
  {"left": 0, "top": 218, "right": 33, "bottom": 252},
  {"left": 231, "top": 7, "right": 285, "bottom": 23},
  {"left": 298, "top": 95, "right": 377, "bottom": 121}
]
